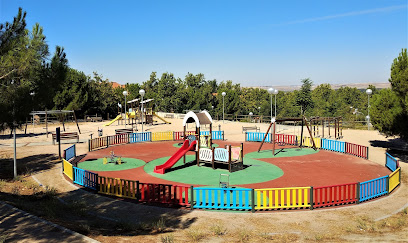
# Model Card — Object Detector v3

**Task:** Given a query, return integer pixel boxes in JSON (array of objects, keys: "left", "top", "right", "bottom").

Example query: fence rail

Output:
[
  {"left": 152, "top": 131, "right": 174, "bottom": 141},
  {"left": 108, "top": 133, "right": 129, "bottom": 145},
  {"left": 89, "top": 137, "right": 108, "bottom": 151},
  {"left": 313, "top": 183, "right": 357, "bottom": 208},
  {"left": 298, "top": 136, "right": 321, "bottom": 148},
  {"left": 193, "top": 188, "right": 252, "bottom": 210},
  {"left": 385, "top": 153, "right": 399, "bottom": 172},
  {"left": 359, "top": 176, "right": 388, "bottom": 202},
  {"left": 73, "top": 167, "right": 98, "bottom": 190},
  {"left": 64, "top": 145, "right": 76, "bottom": 161},
  {"left": 276, "top": 134, "right": 297, "bottom": 145},
  {"left": 245, "top": 132, "right": 270, "bottom": 142},
  {"left": 321, "top": 139, "right": 345, "bottom": 153},
  {"left": 62, "top": 159, "right": 74, "bottom": 180},
  {"left": 255, "top": 187, "right": 310, "bottom": 210},
  {"left": 139, "top": 183, "right": 190, "bottom": 206},
  {"left": 129, "top": 132, "right": 151, "bottom": 143},
  {"left": 98, "top": 176, "right": 138, "bottom": 199},
  {"left": 345, "top": 142, "right": 368, "bottom": 159},
  {"left": 389, "top": 167, "right": 401, "bottom": 193}
]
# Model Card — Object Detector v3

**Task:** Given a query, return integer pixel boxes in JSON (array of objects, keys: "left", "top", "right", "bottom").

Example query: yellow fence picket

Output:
[
  {"left": 152, "top": 131, "right": 174, "bottom": 141},
  {"left": 255, "top": 187, "right": 311, "bottom": 210},
  {"left": 389, "top": 167, "right": 401, "bottom": 192},
  {"left": 63, "top": 159, "right": 74, "bottom": 180}
]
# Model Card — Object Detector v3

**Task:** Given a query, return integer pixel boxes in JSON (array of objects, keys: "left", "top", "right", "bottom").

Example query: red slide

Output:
[{"left": 154, "top": 140, "right": 197, "bottom": 174}]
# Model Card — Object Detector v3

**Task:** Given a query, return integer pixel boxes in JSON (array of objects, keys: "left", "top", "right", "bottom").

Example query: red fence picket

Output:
[
  {"left": 313, "top": 183, "right": 357, "bottom": 208},
  {"left": 138, "top": 182, "right": 190, "bottom": 206},
  {"left": 345, "top": 142, "right": 368, "bottom": 159},
  {"left": 173, "top": 131, "right": 196, "bottom": 141},
  {"left": 275, "top": 134, "right": 297, "bottom": 145}
]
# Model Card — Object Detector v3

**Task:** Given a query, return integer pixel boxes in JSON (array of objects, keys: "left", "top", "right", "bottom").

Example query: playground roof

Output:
[
  {"left": 183, "top": 110, "right": 212, "bottom": 127},
  {"left": 127, "top": 98, "right": 140, "bottom": 104},
  {"left": 141, "top": 98, "right": 154, "bottom": 104}
]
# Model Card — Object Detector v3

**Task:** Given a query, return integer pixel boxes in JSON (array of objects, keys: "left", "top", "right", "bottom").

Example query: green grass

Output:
[{"left": 78, "top": 158, "right": 145, "bottom": 171}]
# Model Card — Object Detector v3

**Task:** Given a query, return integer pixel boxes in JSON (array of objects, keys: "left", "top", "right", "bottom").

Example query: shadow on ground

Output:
[
  {"left": 370, "top": 138, "right": 408, "bottom": 162},
  {"left": 0, "top": 154, "right": 59, "bottom": 179}
]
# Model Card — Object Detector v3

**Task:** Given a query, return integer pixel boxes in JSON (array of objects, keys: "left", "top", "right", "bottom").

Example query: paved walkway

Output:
[{"left": 0, "top": 201, "right": 99, "bottom": 243}]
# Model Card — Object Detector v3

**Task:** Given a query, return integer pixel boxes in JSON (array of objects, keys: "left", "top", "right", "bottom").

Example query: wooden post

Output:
[
  {"left": 45, "top": 110, "right": 48, "bottom": 137},
  {"left": 61, "top": 111, "right": 66, "bottom": 132},
  {"left": 310, "top": 186, "right": 314, "bottom": 210},
  {"left": 210, "top": 123, "right": 213, "bottom": 147},
  {"left": 73, "top": 111, "right": 81, "bottom": 134},
  {"left": 258, "top": 121, "right": 273, "bottom": 152},
  {"left": 24, "top": 118, "right": 28, "bottom": 134},
  {"left": 322, "top": 119, "right": 324, "bottom": 138}
]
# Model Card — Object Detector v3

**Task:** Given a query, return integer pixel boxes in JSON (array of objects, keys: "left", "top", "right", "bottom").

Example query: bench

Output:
[
  {"left": 242, "top": 126, "right": 260, "bottom": 133},
  {"left": 164, "top": 114, "right": 174, "bottom": 119},
  {"left": 52, "top": 132, "right": 79, "bottom": 145},
  {"left": 115, "top": 128, "right": 134, "bottom": 135},
  {"left": 199, "top": 143, "right": 244, "bottom": 172}
]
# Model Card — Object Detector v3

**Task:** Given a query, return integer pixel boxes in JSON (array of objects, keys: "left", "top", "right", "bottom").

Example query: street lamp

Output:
[
  {"left": 123, "top": 90, "right": 128, "bottom": 127},
  {"left": 268, "top": 88, "right": 274, "bottom": 120},
  {"left": 222, "top": 92, "right": 226, "bottom": 123},
  {"left": 273, "top": 89, "right": 278, "bottom": 117},
  {"left": 366, "top": 89, "right": 372, "bottom": 130},
  {"left": 139, "top": 89, "right": 145, "bottom": 132},
  {"left": 30, "top": 92, "right": 35, "bottom": 133},
  {"left": 249, "top": 112, "right": 253, "bottom": 123}
]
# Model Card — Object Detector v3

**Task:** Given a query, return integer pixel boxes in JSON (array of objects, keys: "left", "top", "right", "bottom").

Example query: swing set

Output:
[{"left": 258, "top": 116, "right": 317, "bottom": 156}]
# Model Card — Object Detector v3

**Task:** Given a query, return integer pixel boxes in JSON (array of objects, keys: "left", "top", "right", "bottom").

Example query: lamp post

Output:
[
  {"left": 139, "top": 89, "right": 145, "bottom": 132},
  {"left": 30, "top": 91, "right": 35, "bottom": 134},
  {"left": 273, "top": 89, "right": 278, "bottom": 117},
  {"left": 366, "top": 89, "right": 372, "bottom": 130},
  {"left": 123, "top": 90, "right": 128, "bottom": 127},
  {"left": 249, "top": 112, "right": 253, "bottom": 123},
  {"left": 222, "top": 92, "right": 226, "bottom": 123},
  {"left": 268, "top": 88, "right": 274, "bottom": 120}
]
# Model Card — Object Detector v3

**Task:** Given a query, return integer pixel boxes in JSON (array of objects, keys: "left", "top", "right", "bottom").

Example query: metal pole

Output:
[
  {"left": 223, "top": 96, "right": 225, "bottom": 124},
  {"left": 270, "top": 94, "right": 272, "bottom": 120},
  {"left": 125, "top": 95, "right": 127, "bottom": 128},
  {"left": 274, "top": 94, "right": 277, "bottom": 117},
  {"left": 367, "top": 94, "right": 370, "bottom": 130},
  {"left": 141, "top": 97, "right": 144, "bottom": 133},
  {"left": 13, "top": 126, "right": 17, "bottom": 178}
]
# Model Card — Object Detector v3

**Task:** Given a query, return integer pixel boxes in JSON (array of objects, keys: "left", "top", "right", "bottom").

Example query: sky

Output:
[{"left": 0, "top": 0, "right": 407, "bottom": 86}]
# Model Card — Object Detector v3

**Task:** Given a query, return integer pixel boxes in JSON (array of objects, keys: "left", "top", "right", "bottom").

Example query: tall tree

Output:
[{"left": 295, "top": 78, "right": 314, "bottom": 115}]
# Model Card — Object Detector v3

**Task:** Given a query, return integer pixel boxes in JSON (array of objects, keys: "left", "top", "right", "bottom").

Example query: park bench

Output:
[
  {"left": 115, "top": 128, "right": 134, "bottom": 135},
  {"left": 52, "top": 132, "right": 79, "bottom": 145},
  {"left": 164, "top": 114, "right": 174, "bottom": 118},
  {"left": 242, "top": 126, "right": 260, "bottom": 133}
]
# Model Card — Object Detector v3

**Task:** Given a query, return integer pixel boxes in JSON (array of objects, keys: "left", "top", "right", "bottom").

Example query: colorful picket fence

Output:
[
  {"left": 385, "top": 153, "right": 399, "bottom": 172},
  {"left": 193, "top": 188, "right": 253, "bottom": 210},
  {"left": 89, "top": 137, "right": 108, "bottom": 151},
  {"left": 62, "top": 159, "right": 74, "bottom": 180},
  {"left": 345, "top": 143, "right": 368, "bottom": 159},
  {"left": 64, "top": 145, "right": 76, "bottom": 161},
  {"left": 98, "top": 176, "right": 139, "bottom": 199},
  {"left": 313, "top": 183, "right": 357, "bottom": 208},
  {"left": 173, "top": 131, "right": 195, "bottom": 140},
  {"left": 73, "top": 167, "right": 98, "bottom": 190},
  {"left": 275, "top": 134, "right": 297, "bottom": 145},
  {"left": 129, "top": 132, "right": 151, "bottom": 143},
  {"left": 152, "top": 131, "right": 174, "bottom": 141},
  {"left": 321, "top": 139, "right": 345, "bottom": 153},
  {"left": 138, "top": 183, "right": 190, "bottom": 206},
  {"left": 246, "top": 132, "right": 271, "bottom": 142},
  {"left": 359, "top": 176, "right": 388, "bottom": 202},
  {"left": 389, "top": 167, "right": 401, "bottom": 192},
  {"left": 298, "top": 136, "right": 321, "bottom": 148},
  {"left": 108, "top": 133, "right": 129, "bottom": 145},
  {"left": 254, "top": 187, "right": 310, "bottom": 210}
]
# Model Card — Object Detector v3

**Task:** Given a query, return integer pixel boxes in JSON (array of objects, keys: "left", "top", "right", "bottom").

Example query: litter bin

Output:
[{"left": 98, "top": 128, "right": 103, "bottom": 137}]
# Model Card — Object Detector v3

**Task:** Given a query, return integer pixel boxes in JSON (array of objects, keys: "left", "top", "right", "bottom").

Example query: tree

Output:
[
  {"left": 295, "top": 78, "right": 314, "bottom": 115},
  {"left": 389, "top": 48, "right": 408, "bottom": 113}
]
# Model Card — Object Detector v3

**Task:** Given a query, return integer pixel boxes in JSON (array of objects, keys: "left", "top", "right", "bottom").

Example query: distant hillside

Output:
[{"left": 247, "top": 83, "right": 390, "bottom": 92}]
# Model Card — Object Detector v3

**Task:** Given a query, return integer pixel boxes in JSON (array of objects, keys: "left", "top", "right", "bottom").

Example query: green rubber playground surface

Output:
[
  {"left": 144, "top": 148, "right": 318, "bottom": 186},
  {"left": 172, "top": 143, "right": 219, "bottom": 148},
  {"left": 78, "top": 158, "right": 145, "bottom": 172}
]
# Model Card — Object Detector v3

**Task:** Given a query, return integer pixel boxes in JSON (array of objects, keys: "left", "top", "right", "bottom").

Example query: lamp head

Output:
[
  {"left": 268, "top": 87, "right": 274, "bottom": 94},
  {"left": 222, "top": 92, "right": 226, "bottom": 97},
  {"left": 366, "top": 89, "right": 372, "bottom": 95},
  {"left": 273, "top": 89, "right": 278, "bottom": 95},
  {"left": 139, "top": 89, "right": 145, "bottom": 97},
  {"left": 123, "top": 90, "right": 128, "bottom": 96}
]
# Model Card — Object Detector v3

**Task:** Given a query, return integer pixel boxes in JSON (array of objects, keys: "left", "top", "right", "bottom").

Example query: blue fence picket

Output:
[
  {"left": 193, "top": 188, "right": 252, "bottom": 210},
  {"left": 64, "top": 144, "right": 76, "bottom": 161},
  {"left": 321, "top": 139, "right": 345, "bottom": 153},
  {"left": 359, "top": 176, "right": 388, "bottom": 202},
  {"left": 246, "top": 132, "right": 270, "bottom": 142},
  {"left": 73, "top": 167, "right": 98, "bottom": 190},
  {"left": 199, "top": 131, "right": 224, "bottom": 140},
  {"left": 129, "top": 132, "right": 152, "bottom": 143},
  {"left": 385, "top": 153, "right": 399, "bottom": 172}
]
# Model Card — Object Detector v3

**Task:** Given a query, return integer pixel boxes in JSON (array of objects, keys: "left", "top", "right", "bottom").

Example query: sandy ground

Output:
[{"left": 1, "top": 116, "right": 407, "bottom": 242}]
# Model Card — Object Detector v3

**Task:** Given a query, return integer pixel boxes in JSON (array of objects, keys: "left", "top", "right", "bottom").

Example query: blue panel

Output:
[
  {"left": 193, "top": 188, "right": 252, "bottom": 210},
  {"left": 385, "top": 153, "right": 398, "bottom": 172},
  {"left": 64, "top": 145, "right": 76, "bottom": 161},
  {"left": 359, "top": 176, "right": 388, "bottom": 202}
]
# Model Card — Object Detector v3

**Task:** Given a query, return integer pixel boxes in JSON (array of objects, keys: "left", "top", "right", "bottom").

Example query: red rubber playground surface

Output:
[{"left": 79, "top": 141, "right": 390, "bottom": 189}]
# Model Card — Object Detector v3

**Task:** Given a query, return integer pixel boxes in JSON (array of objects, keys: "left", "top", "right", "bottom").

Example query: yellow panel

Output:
[
  {"left": 63, "top": 159, "right": 73, "bottom": 180},
  {"left": 389, "top": 167, "right": 401, "bottom": 192}
]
